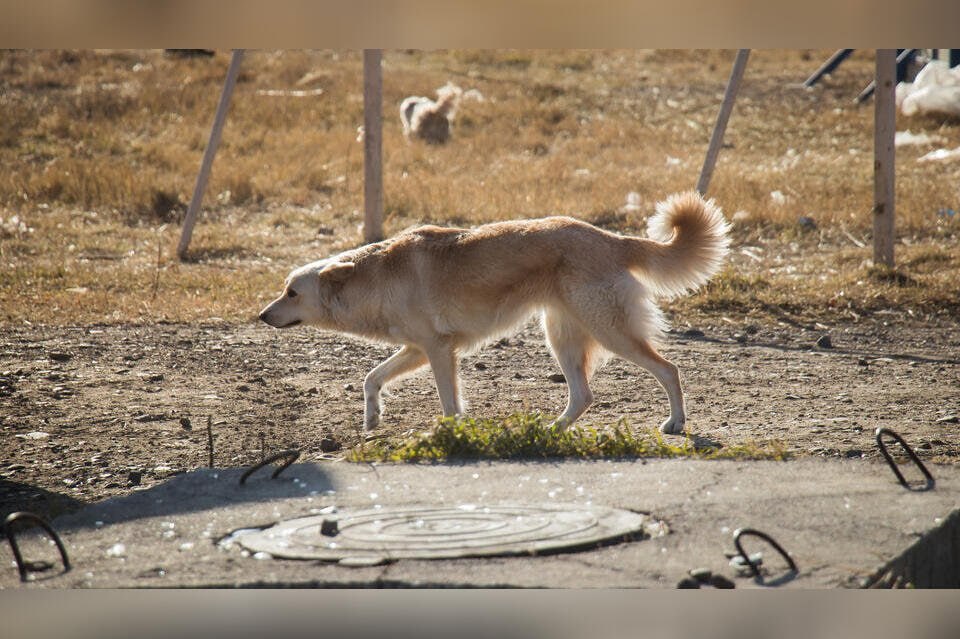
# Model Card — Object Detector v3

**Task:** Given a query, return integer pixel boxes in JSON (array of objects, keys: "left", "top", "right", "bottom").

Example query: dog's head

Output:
[{"left": 258, "top": 260, "right": 355, "bottom": 329}]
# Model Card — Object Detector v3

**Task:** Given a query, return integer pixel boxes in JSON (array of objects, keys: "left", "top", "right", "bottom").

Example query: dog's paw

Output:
[
  {"left": 659, "top": 416, "right": 686, "bottom": 435},
  {"left": 363, "top": 414, "right": 380, "bottom": 431}
]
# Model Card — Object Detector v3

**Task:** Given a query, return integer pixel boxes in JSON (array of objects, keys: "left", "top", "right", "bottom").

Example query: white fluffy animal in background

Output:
[
  {"left": 400, "top": 83, "right": 464, "bottom": 144},
  {"left": 896, "top": 60, "right": 960, "bottom": 117}
]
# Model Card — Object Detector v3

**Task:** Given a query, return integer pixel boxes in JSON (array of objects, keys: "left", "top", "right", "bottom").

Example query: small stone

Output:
[
  {"left": 729, "top": 552, "right": 763, "bottom": 567},
  {"left": 798, "top": 215, "right": 817, "bottom": 230},
  {"left": 179, "top": 417, "right": 192, "bottom": 430},
  {"left": 935, "top": 415, "right": 958, "bottom": 424},
  {"left": 816, "top": 334, "right": 833, "bottom": 349},
  {"left": 474, "top": 362, "right": 488, "bottom": 370},
  {"left": 844, "top": 449, "right": 864, "bottom": 458},
  {"left": 320, "top": 519, "right": 339, "bottom": 536},
  {"left": 133, "top": 413, "right": 165, "bottom": 422},
  {"left": 689, "top": 567, "right": 713, "bottom": 582},
  {"left": 17, "top": 431, "right": 50, "bottom": 440},
  {"left": 127, "top": 471, "right": 142, "bottom": 486},
  {"left": 52, "top": 386, "right": 74, "bottom": 398},
  {"left": 237, "top": 384, "right": 250, "bottom": 392},
  {"left": 547, "top": 373, "right": 566, "bottom": 383},
  {"left": 319, "top": 436, "right": 341, "bottom": 453},
  {"left": 734, "top": 333, "right": 748, "bottom": 343},
  {"left": 343, "top": 383, "right": 355, "bottom": 392},
  {"left": 49, "top": 352, "right": 72, "bottom": 362},
  {"left": 676, "top": 577, "right": 700, "bottom": 589},
  {"left": 682, "top": 328, "right": 705, "bottom": 338},
  {"left": 338, "top": 556, "right": 388, "bottom": 567}
]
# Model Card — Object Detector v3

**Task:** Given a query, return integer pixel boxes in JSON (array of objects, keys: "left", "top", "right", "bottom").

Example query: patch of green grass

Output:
[{"left": 348, "top": 413, "right": 789, "bottom": 463}]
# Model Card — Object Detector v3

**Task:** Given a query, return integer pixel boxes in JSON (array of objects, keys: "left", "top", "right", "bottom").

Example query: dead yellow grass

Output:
[{"left": 1, "top": 49, "right": 959, "bottom": 325}]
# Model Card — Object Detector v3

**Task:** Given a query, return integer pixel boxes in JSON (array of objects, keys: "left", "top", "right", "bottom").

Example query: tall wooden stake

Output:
[
  {"left": 873, "top": 49, "right": 896, "bottom": 267},
  {"left": 363, "top": 49, "right": 384, "bottom": 244},
  {"left": 177, "top": 49, "right": 245, "bottom": 260},
  {"left": 697, "top": 49, "right": 750, "bottom": 196}
]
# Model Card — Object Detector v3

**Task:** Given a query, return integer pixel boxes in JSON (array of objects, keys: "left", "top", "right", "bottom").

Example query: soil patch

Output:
[{"left": 3, "top": 314, "right": 958, "bottom": 519}]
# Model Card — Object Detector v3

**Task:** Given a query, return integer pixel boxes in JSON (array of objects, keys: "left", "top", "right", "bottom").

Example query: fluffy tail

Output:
[
  {"left": 625, "top": 191, "right": 731, "bottom": 298},
  {"left": 433, "top": 83, "right": 463, "bottom": 117}
]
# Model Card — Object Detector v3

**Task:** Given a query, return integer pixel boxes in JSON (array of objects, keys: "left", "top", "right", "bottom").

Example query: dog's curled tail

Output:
[
  {"left": 434, "top": 82, "right": 463, "bottom": 117},
  {"left": 627, "top": 191, "right": 731, "bottom": 298}
]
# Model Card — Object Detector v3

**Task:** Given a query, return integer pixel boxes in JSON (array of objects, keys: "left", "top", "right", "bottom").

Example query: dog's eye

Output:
[{"left": 287, "top": 289, "right": 298, "bottom": 298}]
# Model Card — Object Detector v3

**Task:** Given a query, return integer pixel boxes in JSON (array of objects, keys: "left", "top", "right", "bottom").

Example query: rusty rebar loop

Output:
[
  {"left": 733, "top": 527, "right": 797, "bottom": 580},
  {"left": 239, "top": 449, "right": 300, "bottom": 485},
  {"left": 3, "top": 511, "right": 71, "bottom": 582},
  {"left": 875, "top": 428, "right": 935, "bottom": 491}
]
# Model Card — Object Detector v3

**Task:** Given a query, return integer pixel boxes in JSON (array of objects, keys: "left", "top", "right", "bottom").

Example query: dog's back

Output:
[{"left": 332, "top": 198, "right": 727, "bottom": 351}]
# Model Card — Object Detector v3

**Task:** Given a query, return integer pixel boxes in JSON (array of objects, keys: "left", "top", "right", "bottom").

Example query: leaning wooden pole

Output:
[
  {"left": 363, "top": 49, "right": 384, "bottom": 244},
  {"left": 697, "top": 49, "right": 750, "bottom": 196},
  {"left": 873, "top": 49, "right": 896, "bottom": 267},
  {"left": 177, "top": 49, "right": 245, "bottom": 260}
]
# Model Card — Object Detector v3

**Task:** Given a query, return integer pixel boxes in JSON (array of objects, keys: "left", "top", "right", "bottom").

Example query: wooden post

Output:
[
  {"left": 177, "top": 49, "right": 245, "bottom": 260},
  {"left": 873, "top": 49, "right": 896, "bottom": 267},
  {"left": 697, "top": 49, "right": 750, "bottom": 196},
  {"left": 363, "top": 49, "right": 384, "bottom": 244}
]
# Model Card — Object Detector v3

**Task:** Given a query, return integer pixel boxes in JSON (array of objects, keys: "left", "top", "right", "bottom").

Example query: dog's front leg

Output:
[
  {"left": 424, "top": 342, "right": 463, "bottom": 418},
  {"left": 363, "top": 346, "right": 428, "bottom": 430}
]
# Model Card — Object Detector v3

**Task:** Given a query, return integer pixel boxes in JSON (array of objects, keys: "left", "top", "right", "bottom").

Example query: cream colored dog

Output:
[{"left": 259, "top": 191, "right": 730, "bottom": 434}]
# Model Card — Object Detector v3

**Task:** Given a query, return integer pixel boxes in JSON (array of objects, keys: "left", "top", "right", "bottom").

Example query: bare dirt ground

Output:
[{"left": 3, "top": 309, "right": 958, "bottom": 520}]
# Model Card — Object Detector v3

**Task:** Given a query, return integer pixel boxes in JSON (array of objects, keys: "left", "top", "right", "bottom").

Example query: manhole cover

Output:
[{"left": 229, "top": 503, "right": 655, "bottom": 562}]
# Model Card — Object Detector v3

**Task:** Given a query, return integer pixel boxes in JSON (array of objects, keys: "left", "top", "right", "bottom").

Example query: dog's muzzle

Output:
[{"left": 258, "top": 310, "right": 301, "bottom": 328}]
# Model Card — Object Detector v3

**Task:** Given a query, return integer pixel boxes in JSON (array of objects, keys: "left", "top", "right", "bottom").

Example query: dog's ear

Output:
[{"left": 318, "top": 261, "right": 355, "bottom": 283}]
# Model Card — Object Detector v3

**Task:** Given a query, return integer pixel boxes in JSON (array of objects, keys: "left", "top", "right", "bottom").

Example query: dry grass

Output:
[{"left": 1, "top": 49, "right": 959, "bottom": 325}]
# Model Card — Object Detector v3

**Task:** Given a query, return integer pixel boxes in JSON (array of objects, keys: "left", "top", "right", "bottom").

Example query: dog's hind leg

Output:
[
  {"left": 543, "top": 310, "right": 599, "bottom": 429},
  {"left": 568, "top": 281, "right": 687, "bottom": 434},
  {"left": 593, "top": 330, "right": 686, "bottom": 434},
  {"left": 363, "top": 345, "right": 428, "bottom": 430},
  {"left": 423, "top": 341, "right": 464, "bottom": 418}
]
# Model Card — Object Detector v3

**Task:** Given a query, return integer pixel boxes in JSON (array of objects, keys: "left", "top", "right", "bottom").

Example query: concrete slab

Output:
[{"left": 3, "top": 458, "right": 958, "bottom": 588}]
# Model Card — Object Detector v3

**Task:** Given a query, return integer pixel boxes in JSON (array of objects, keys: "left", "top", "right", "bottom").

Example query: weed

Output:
[{"left": 348, "top": 413, "right": 789, "bottom": 463}]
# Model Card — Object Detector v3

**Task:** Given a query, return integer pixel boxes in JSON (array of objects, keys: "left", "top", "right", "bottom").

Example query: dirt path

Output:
[{"left": 2, "top": 315, "right": 959, "bottom": 518}]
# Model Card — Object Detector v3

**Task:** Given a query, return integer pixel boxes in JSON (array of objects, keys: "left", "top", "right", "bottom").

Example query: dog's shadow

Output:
[{"left": 686, "top": 433, "right": 724, "bottom": 452}]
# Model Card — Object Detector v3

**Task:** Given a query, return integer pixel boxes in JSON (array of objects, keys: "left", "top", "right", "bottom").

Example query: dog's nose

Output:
[{"left": 258, "top": 310, "right": 269, "bottom": 323}]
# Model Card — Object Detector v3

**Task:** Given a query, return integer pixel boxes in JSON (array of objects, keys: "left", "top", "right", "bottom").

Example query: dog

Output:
[
  {"left": 400, "top": 83, "right": 463, "bottom": 144},
  {"left": 259, "top": 191, "right": 730, "bottom": 434}
]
